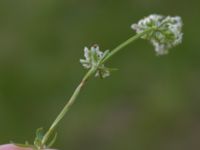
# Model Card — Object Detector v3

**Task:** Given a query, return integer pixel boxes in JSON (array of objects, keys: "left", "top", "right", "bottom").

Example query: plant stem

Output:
[
  {"left": 41, "top": 28, "right": 153, "bottom": 147},
  {"left": 41, "top": 68, "right": 96, "bottom": 146},
  {"left": 101, "top": 28, "right": 153, "bottom": 64}
]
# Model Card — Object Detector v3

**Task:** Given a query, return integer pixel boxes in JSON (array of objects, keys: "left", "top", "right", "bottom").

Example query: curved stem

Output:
[{"left": 41, "top": 28, "right": 153, "bottom": 148}]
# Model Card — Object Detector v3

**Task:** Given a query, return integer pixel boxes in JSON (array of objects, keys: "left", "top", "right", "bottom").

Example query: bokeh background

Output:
[{"left": 0, "top": 0, "right": 200, "bottom": 150}]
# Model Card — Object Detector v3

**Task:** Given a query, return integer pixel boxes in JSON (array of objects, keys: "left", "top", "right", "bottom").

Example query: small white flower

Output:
[
  {"left": 80, "top": 45, "right": 111, "bottom": 78},
  {"left": 131, "top": 14, "right": 183, "bottom": 55}
]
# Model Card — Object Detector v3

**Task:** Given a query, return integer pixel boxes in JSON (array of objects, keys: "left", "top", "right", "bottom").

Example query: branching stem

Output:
[{"left": 41, "top": 28, "right": 154, "bottom": 148}]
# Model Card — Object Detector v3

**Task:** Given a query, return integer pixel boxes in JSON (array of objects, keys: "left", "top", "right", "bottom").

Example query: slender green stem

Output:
[
  {"left": 101, "top": 28, "right": 153, "bottom": 64},
  {"left": 41, "top": 68, "right": 96, "bottom": 146},
  {"left": 41, "top": 28, "right": 153, "bottom": 148}
]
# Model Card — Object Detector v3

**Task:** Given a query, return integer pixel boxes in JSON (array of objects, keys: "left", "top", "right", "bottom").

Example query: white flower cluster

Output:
[
  {"left": 80, "top": 45, "right": 110, "bottom": 78},
  {"left": 131, "top": 14, "right": 183, "bottom": 55}
]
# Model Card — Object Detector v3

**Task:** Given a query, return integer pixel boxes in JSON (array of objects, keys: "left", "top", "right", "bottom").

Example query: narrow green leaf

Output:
[{"left": 47, "top": 132, "right": 58, "bottom": 148}]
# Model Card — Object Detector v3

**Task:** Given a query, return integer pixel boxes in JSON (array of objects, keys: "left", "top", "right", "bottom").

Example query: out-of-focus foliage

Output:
[{"left": 0, "top": 0, "right": 200, "bottom": 150}]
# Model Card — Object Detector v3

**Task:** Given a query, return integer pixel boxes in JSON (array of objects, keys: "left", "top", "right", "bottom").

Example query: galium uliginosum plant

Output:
[{"left": 4, "top": 14, "right": 183, "bottom": 150}]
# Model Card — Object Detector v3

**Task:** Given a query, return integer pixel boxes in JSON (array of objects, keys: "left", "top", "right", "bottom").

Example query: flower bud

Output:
[{"left": 80, "top": 45, "right": 111, "bottom": 78}]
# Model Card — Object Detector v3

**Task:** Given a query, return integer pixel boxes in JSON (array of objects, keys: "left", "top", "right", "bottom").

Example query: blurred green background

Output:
[{"left": 0, "top": 0, "right": 200, "bottom": 150}]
